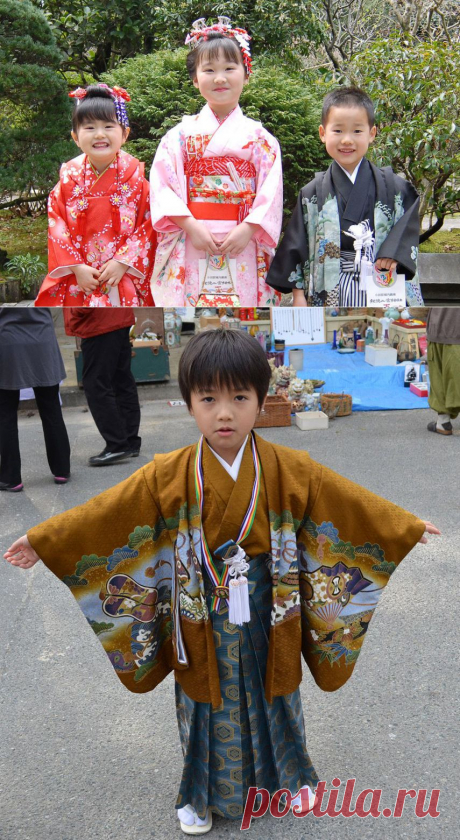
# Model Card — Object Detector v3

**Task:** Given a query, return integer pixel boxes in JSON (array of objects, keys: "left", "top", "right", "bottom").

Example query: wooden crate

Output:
[
  {"left": 254, "top": 394, "right": 291, "bottom": 428},
  {"left": 74, "top": 343, "right": 170, "bottom": 386}
]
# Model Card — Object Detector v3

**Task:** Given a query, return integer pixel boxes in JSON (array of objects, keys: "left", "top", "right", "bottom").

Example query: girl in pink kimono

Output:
[{"left": 149, "top": 18, "right": 283, "bottom": 307}]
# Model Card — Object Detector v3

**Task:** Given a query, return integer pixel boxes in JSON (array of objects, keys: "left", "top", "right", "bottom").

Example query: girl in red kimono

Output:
[{"left": 35, "top": 85, "right": 156, "bottom": 307}]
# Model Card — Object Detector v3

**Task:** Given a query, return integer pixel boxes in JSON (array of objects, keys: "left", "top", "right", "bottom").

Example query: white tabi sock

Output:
[
  {"left": 177, "top": 805, "right": 209, "bottom": 826},
  {"left": 292, "top": 784, "right": 315, "bottom": 812},
  {"left": 437, "top": 413, "right": 451, "bottom": 429}
]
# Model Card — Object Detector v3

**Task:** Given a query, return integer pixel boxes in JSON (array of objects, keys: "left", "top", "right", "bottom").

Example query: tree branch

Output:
[{"left": 0, "top": 195, "right": 48, "bottom": 210}]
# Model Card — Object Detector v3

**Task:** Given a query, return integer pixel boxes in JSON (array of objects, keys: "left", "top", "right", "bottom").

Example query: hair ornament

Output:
[
  {"left": 112, "top": 86, "right": 131, "bottom": 102},
  {"left": 68, "top": 84, "right": 130, "bottom": 127},
  {"left": 185, "top": 16, "right": 253, "bottom": 74},
  {"left": 69, "top": 87, "right": 87, "bottom": 100}
]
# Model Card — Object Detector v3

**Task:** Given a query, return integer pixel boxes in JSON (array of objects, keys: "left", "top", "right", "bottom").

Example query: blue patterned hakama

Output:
[{"left": 175, "top": 553, "right": 319, "bottom": 820}]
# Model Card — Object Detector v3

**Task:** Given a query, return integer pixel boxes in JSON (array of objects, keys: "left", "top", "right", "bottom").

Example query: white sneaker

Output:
[
  {"left": 291, "top": 785, "right": 316, "bottom": 815},
  {"left": 177, "top": 804, "right": 213, "bottom": 835}
]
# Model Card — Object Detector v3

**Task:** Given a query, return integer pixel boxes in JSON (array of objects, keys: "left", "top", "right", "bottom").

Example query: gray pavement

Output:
[{"left": 0, "top": 403, "right": 457, "bottom": 840}]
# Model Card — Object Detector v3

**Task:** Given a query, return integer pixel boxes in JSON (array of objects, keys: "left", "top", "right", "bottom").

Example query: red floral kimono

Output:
[{"left": 36, "top": 151, "right": 156, "bottom": 307}]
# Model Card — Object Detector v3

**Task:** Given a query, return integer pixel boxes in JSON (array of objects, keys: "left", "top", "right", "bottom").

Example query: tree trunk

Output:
[
  {"left": 93, "top": 41, "right": 112, "bottom": 76},
  {"left": 419, "top": 216, "right": 445, "bottom": 243}
]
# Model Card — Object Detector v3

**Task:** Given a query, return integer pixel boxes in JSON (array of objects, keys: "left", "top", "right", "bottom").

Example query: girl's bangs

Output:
[
  {"left": 197, "top": 36, "right": 244, "bottom": 67},
  {"left": 73, "top": 97, "right": 118, "bottom": 130}
]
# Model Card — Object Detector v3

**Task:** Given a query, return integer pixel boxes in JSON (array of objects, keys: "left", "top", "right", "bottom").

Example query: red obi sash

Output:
[{"left": 185, "top": 155, "right": 256, "bottom": 223}]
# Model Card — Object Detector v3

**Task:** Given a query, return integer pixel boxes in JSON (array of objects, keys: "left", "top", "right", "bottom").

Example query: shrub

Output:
[{"left": 5, "top": 254, "right": 46, "bottom": 296}]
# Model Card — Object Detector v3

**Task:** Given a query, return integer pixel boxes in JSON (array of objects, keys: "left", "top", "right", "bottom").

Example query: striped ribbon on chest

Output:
[{"left": 194, "top": 434, "right": 261, "bottom": 612}]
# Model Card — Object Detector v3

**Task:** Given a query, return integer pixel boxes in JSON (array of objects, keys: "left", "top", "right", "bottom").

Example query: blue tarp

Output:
[{"left": 284, "top": 344, "right": 430, "bottom": 412}]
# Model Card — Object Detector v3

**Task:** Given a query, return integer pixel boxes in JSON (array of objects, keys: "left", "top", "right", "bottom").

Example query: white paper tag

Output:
[
  {"left": 198, "top": 255, "right": 237, "bottom": 296},
  {"left": 367, "top": 269, "right": 405, "bottom": 306}
]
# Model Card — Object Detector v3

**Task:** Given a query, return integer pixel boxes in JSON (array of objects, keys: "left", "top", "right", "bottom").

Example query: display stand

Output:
[{"left": 270, "top": 308, "right": 326, "bottom": 344}]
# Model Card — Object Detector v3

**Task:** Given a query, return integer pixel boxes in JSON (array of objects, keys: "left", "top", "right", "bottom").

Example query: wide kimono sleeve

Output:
[
  {"left": 266, "top": 185, "right": 311, "bottom": 293},
  {"left": 376, "top": 176, "right": 420, "bottom": 279},
  {"left": 298, "top": 464, "right": 425, "bottom": 692},
  {"left": 47, "top": 179, "right": 85, "bottom": 278},
  {"left": 114, "top": 177, "right": 157, "bottom": 281},
  {"left": 27, "top": 463, "right": 175, "bottom": 694},
  {"left": 149, "top": 127, "right": 191, "bottom": 234},
  {"left": 244, "top": 131, "right": 283, "bottom": 252}
]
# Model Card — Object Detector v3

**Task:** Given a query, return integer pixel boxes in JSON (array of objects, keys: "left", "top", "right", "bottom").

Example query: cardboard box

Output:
[
  {"left": 132, "top": 339, "right": 162, "bottom": 349},
  {"left": 365, "top": 344, "right": 398, "bottom": 366},
  {"left": 295, "top": 410, "right": 329, "bottom": 430},
  {"left": 410, "top": 382, "right": 429, "bottom": 397},
  {"left": 199, "top": 315, "right": 221, "bottom": 330}
]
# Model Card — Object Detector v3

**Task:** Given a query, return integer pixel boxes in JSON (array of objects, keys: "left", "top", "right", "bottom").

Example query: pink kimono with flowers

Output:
[
  {"left": 36, "top": 151, "right": 156, "bottom": 307},
  {"left": 149, "top": 105, "right": 283, "bottom": 306}
]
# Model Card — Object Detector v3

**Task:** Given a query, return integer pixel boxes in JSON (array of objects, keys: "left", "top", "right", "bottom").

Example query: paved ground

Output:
[{"left": 0, "top": 404, "right": 457, "bottom": 840}]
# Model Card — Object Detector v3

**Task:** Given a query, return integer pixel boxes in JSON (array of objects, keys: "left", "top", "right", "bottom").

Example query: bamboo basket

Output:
[
  {"left": 320, "top": 392, "right": 352, "bottom": 417},
  {"left": 254, "top": 394, "right": 291, "bottom": 428}
]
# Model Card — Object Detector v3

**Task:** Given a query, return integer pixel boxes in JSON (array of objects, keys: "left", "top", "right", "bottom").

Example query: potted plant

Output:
[{"left": 4, "top": 254, "right": 46, "bottom": 301}]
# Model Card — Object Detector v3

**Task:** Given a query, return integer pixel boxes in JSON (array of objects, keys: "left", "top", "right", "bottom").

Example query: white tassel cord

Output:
[
  {"left": 224, "top": 546, "right": 250, "bottom": 626},
  {"left": 345, "top": 221, "right": 375, "bottom": 291},
  {"left": 346, "top": 221, "right": 375, "bottom": 270}
]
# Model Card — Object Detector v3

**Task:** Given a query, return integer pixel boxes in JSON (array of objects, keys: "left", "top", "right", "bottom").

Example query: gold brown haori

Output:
[{"left": 27, "top": 434, "right": 424, "bottom": 818}]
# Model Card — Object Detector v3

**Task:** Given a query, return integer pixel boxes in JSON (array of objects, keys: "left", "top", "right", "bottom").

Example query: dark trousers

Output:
[
  {"left": 0, "top": 385, "right": 71, "bottom": 485},
  {"left": 81, "top": 328, "right": 141, "bottom": 452}
]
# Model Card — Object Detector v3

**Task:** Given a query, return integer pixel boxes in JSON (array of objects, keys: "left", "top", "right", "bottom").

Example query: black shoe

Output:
[
  {"left": 0, "top": 481, "right": 24, "bottom": 492},
  {"left": 128, "top": 447, "right": 141, "bottom": 457},
  {"left": 88, "top": 449, "right": 130, "bottom": 466},
  {"left": 427, "top": 420, "right": 453, "bottom": 436}
]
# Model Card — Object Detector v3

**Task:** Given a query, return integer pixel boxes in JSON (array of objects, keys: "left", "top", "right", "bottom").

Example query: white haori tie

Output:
[
  {"left": 224, "top": 544, "right": 251, "bottom": 625},
  {"left": 346, "top": 220, "right": 375, "bottom": 290}
]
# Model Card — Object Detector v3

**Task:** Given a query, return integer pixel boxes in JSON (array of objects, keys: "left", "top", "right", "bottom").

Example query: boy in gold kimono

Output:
[{"left": 4, "top": 329, "right": 439, "bottom": 835}]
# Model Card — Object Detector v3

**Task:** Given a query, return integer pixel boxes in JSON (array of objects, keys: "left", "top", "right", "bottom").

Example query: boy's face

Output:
[
  {"left": 71, "top": 119, "right": 129, "bottom": 172},
  {"left": 189, "top": 384, "right": 262, "bottom": 464},
  {"left": 319, "top": 106, "right": 376, "bottom": 174},
  {"left": 193, "top": 49, "right": 248, "bottom": 118}
]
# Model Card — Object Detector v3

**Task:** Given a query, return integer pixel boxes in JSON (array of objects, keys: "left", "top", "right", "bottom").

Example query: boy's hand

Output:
[
  {"left": 418, "top": 521, "right": 441, "bottom": 543},
  {"left": 183, "top": 218, "right": 221, "bottom": 255},
  {"left": 375, "top": 258, "right": 397, "bottom": 273},
  {"left": 219, "top": 222, "right": 259, "bottom": 257},
  {"left": 71, "top": 264, "right": 100, "bottom": 294},
  {"left": 98, "top": 259, "right": 128, "bottom": 288},
  {"left": 4, "top": 535, "right": 40, "bottom": 570},
  {"left": 292, "top": 289, "right": 308, "bottom": 307}
]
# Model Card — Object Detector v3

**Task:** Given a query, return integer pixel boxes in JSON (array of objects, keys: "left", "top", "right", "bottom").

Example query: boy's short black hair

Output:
[
  {"left": 178, "top": 328, "right": 270, "bottom": 408},
  {"left": 71, "top": 85, "right": 122, "bottom": 133},
  {"left": 186, "top": 33, "right": 247, "bottom": 80},
  {"left": 321, "top": 86, "right": 375, "bottom": 128}
]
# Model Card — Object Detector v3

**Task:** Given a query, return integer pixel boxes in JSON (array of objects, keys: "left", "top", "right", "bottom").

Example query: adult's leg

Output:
[
  {"left": 33, "top": 385, "right": 71, "bottom": 477},
  {"left": 81, "top": 331, "right": 130, "bottom": 451},
  {"left": 0, "top": 389, "right": 22, "bottom": 486},
  {"left": 438, "top": 343, "right": 460, "bottom": 419},
  {"left": 426, "top": 341, "right": 460, "bottom": 434},
  {"left": 112, "top": 329, "right": 141, "bottom": 452}
]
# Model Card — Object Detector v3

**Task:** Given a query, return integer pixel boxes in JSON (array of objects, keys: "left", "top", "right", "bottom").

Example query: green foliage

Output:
[
  {"left": 349, "top": 37, "right": 460, "bottom": 236},
  {"left": 103, "top": 50, "right": 328, "bottom": 215},
  {"left": 150, "top": 1, "right": 323, "bottom": 60},
  {"left": 0, "top": 0, "right": 74, "bottom": 202},
  {"left": 34, "top": 0, "right": 158, "bottom": 77},
  {"left": 35, "top": 0, "right": 322, "bottom": 78},
  {"left": 5, "top": 253, "right": 46, "bottom": 295}
]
